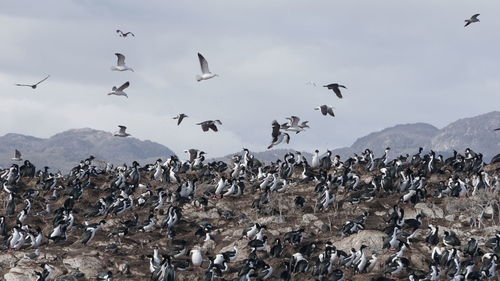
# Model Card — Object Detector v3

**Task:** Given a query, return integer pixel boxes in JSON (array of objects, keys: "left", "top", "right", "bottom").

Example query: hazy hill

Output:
[{"left": 0, "top": 128, "right": 175, "bottom": 171}]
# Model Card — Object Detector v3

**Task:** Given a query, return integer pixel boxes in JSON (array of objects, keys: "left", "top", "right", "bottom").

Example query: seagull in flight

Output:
[
  {"left": 315, "top": 105, "right": 335, "bottom": 117},
  {"left": 284, "top": 116, "right": 305, "bottom": 134},
  {"left": 116, "top": 30, "right": 135, "bottom": 37},
  {"left": 196, "top": 120, "right": 222, "bottom": 132},
  {"left": 15, "top": 75, "right": 50, "bottom": 89},
  {"left": 196, "top": 53, "right": 218, "bottom": 82},
  {"left": 12, "top": 149, "right": 22, "bottom": 161},
  {"left": 114, "top": 126, "right": 131, "bottom": 137},
  {"left": 111, "top": 53, "right": 134, "bottom": 72},
  {"left": 107, "top": 81, "right": 130, "bottom": 98},
  {"left": 323, "top": 83, "right": 347, "bottom": 98},
  {"left": 268, "top": 120, "right": 290, "bottom": 149},
  {"left": 464, "top": 14, "right": 480, "bottom": 27},
  {"left": 173, "top": 114, "right": 188, "bottom": 126}
]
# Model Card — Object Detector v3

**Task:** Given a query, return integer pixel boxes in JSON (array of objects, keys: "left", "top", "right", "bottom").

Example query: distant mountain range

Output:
[
  {"left": 1, "top": 112, "right": 498, "bottom": 171},
  {"left": 0, "top": 128, "right": 175, "bottom": 172},
  {"left": 218, "top": 111, "right": 500, "bottom": 163}
]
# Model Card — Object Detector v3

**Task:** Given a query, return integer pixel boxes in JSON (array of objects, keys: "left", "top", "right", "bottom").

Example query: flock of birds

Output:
[
  {"left": 12, "top": 12, "right": 485, "bottom": 151},
  {"left": 1, "top": 143, "right": 499, "bottom": 281},
  {"left": 6, "top": 10, "right": 500, "bottom": 281}
]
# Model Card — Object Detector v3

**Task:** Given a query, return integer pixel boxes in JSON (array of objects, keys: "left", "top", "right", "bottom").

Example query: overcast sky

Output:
[{"left": 0, "top": 0, "right": 498, "bottom": 158}]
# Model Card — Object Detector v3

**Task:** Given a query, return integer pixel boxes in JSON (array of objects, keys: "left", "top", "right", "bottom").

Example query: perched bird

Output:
[
  {"left": 11, "top": 149, "right": 22, "bottom": 161},
  {"left": 196, "top": 120, "right": 222, "bottom": 132},
  {"left": 116, "top": 29, "right": 135, "bottom": 37},
  {"left": 464, "top": 14, "right": 480, "bottom": 27},
  {"left": 114, "top": 126, "right": 131, "bottom": 137},
  {"left": 268, "top": 120, "right": 290, "bottom": 149},
  {"left": 173, "top": 114, "right": 188, "bottom": 126},
  {"left": 15, "top": 75, "right": 50, "bottom": 89},
  {"left": 196, "top": 53, "right": 218, "bottom": 81},
  {"left": 111, "top": 53, "right": 134, "bottom": 72},
  {"left": 107, "top": 81, "right": 130, "bottom": 98},
  {"left": 314, "top": 105, "right": 335, "bottom": 117},
  {"left": 323, "top": 83, "right": 347, "bottom": 98}
]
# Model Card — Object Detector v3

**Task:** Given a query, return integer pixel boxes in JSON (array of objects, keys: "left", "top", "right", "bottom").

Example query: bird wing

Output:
[
  {"left": 177, "top": 115, "right": 186, "bottom": 125},
  {"left": 198, "top": 53, "right": 210, "bottom": 74},
  {"left": 34, "top": 75, "right": 50, "bottom": 86},
  {"left": 115, "top": 53, "right": 126, "bottom": 66},
  {"left": 15, "top": 84, "right": 32, "bottom": 87},
  {"left": 188, "top": 149, "right": 198, "bottom": 162},
  {"left": 209, "top": 124, "right": 219, "bottom": 132},
  {"left": 197, "top": 122, "right": 209, "bottom": 132},
  {"left": 464, "top": 21, "right": 471, "bottom": 27},
  {"left": 118, "top": 126, "right": 127, "bottom": 134},
  {"left": 471, "top": 14, "right": 480, "bottom": 19},
  {"left": 327, "top": 107, "right": 335, "bottom": 117},
  {"left": 271, "top": 121, "right": 281, "bottom": 138},
  {"left": 116, "top": 30, "right": 123, "bottom": 34},
  {"left": 320, "top": 105, "right": 327, "bottom": 115},
  {"left": 333, "top": 87, "right": 343, "bottom": 98},
  {"left": 290, "top": 116, "right": 300, "bottom": 127},
  {"left": 117, "top": 81, "right": 130, "bottom": 91}
]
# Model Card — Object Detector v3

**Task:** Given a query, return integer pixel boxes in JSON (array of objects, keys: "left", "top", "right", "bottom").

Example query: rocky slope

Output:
[{"left": 0, "top": 153, "right": 498, "bottom": 281}]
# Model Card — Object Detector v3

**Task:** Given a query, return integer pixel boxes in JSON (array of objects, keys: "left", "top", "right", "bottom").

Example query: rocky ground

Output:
[{"left": 0, "top": 160, "right": 499, "bottom": 281}]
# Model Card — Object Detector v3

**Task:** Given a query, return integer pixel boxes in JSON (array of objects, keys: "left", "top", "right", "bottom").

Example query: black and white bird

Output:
[
  {"left": 114, "top": 126, "right": 131, "bottom": 137},
  {"left": 464, "top": 14, "right": 480, "bottom": 27},
  {"left": 116, "top": 29, "right": 135, "bottom": 37},
  {"left": 173, "top": 114, "right": 188, "bottom": 125},
  {"left": 196, "top": 53, "right": 218, "bottom": 81},
  {"left": 81, "top": 220, "right": 106, "bottom": 245},
  {"left": 323, "top": 83, "right": 347, "bottom": 98},
  {"left": 111, "top": 53, "right": 134, "bottom": 72},
  {"left": 196, "top": 120, "right": 222, "bottom": 132},
  {"left": 314, "top": 105, "right": 335, "bottom": 117},
  {"left": 268, "top": 120, "right": 290, "bottom": 149},
  {"left": 15, "top": 75, "right": 50, "bottom": 89},
  {"left": 12, "top": 149, "right": 22, "bottom": 161},
  {"left": 107, "top": 81, "right": 130, "bottom": 98}
]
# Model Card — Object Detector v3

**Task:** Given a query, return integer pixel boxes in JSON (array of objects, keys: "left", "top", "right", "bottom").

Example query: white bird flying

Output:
[
  {"left": 107, "top": 81, "right": 130, "bottom": 98},
  {"left": 114, "top": 126, "right": 131, "bottom": 137},
  {"left": 315, "top": 105, "right": 335, "bottom": 117},
  {"left": 196, "top": 53, "right": 218, "bottom": 82},
  {"left": 111, "top": 53, "right": 134, "bottom": 72},
  {"left": 464, "top": 14, "right": 480, "bottom": 27}
]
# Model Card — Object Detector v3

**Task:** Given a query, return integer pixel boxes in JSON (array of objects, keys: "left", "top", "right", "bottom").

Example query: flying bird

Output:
[
  {"left": 464, "top": 14, "right": 480, "bottom": 27},
  {"left": 116, "top": 30, "right": 135, "bottom": 37},
  {"left": 15, "top": 75, "right": 50, "bottom": 89},
  {"left": 315, "top": 105, "right": 335, "bottom": 117},
  {"left": 107, "top": 81, "right": 130, "bottom": 98},
  {"left": 196, "top": 120, "right": 222, "bottom": 132},
  {"left": 196, "top": 53, "right": 218, "bottom": 82},
  {"left": 12, "top": 149, "right": 22, "bottom": 161},
  {"left": 268, "top": 120, "right": 290, "bottom": 149},
  {"left": 111, "top": 53, "right": 134, "bottom": 72},
  {"left": 284, "top": 116, "right": 305, "bottom": 133},
  {"left": 323, "top": 83, "right": 347, "bottom": 98},
  {"left": 114, "top": 126, "right": 131, "bottom": 137},
  {"left": 173, "top": 114, "right": 188, "bottom": 126}
]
